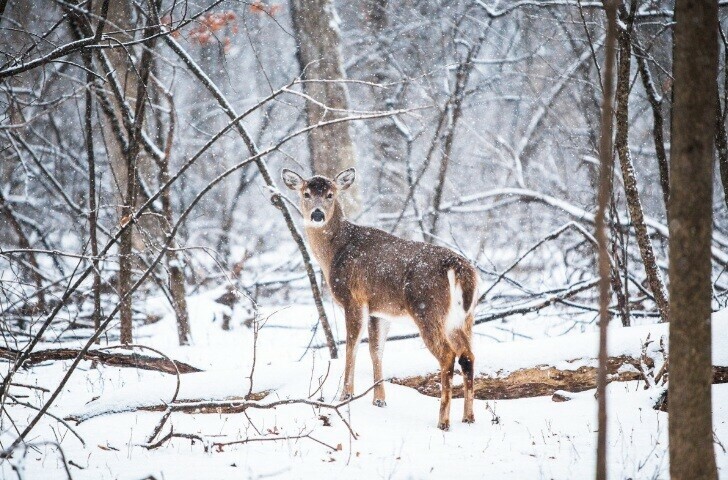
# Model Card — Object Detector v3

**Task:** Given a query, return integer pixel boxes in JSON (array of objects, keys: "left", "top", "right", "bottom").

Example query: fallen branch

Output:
[
  {"left": 212, "top": 432, "right": 336, "bottom": 452},
  {"left": 67, "top": 381, "right": 382, "bottom": 429},
  {"left": 143, "top": 427, "right": 336, "bottom": 453},
  {"left": 0, "top": 346, "right": 201, "bottom": 375},
  {"left": 392, "top": 357, "right": 728, "bottom": 401}
]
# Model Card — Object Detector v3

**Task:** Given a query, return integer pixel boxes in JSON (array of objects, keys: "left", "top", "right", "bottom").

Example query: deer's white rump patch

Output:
[{"left": 445, "top": 269, "right": 466, "bottom": 333}]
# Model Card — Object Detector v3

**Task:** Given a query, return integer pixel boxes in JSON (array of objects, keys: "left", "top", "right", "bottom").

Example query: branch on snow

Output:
[{"left": 0, "top": 346, "right": 202, "bottom": 375}]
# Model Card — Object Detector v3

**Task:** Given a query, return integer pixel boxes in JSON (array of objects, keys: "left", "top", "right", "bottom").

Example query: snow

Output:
[{"left": 2, "top": 295, "right": 728, "bottom": 479}]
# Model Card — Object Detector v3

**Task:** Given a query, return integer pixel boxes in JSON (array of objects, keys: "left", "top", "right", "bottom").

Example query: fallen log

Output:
[
  {"left": 0, "top": 346, "right": 202, "bottom": 375},
  {"left": 391, "top": 356, "right": 728, "bottom": 401}
]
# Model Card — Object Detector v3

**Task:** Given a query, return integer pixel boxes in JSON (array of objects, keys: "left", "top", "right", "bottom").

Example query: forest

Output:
[{"left": 0, "top": 0, "right": 727, "bottom": 478}]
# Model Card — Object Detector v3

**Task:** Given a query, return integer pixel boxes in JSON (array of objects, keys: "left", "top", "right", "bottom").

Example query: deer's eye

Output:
[
  {"left": 326, "top": 192, "right": 333, "bottom": 199},
  {"left": 304, "top": 192, "right": 311, "bottom": 199}
]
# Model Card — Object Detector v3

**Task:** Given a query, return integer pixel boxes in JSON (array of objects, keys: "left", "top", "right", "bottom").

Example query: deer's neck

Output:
[{"left": 304, "top": 201, "right": 349, "bottom": 281}]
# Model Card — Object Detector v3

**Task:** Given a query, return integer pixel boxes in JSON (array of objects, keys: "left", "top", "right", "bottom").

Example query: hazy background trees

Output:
[
  {"left": 0, "top": 0, "right": 728, "bottom": 358},
  {"left": 4, "top": 0, "right": 728, "bottom": 333}
]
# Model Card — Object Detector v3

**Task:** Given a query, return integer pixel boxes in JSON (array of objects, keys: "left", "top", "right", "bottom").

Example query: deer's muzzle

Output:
[{"left": 311, "top": 209, "right": 325, "bottom": 223}]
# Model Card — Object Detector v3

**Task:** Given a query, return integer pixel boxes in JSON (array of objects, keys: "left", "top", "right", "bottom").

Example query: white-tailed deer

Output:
[{"left": 282, "top": 168, "right": 478, "bottom": 430}]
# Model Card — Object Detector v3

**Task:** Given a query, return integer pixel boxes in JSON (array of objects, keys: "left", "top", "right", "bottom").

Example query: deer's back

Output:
[{"left": 328, "top": 223, "right": 476, "bottom": 320}]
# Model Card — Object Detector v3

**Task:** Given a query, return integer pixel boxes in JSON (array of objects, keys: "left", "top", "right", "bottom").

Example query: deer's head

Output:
[{"left": 281, "top": 168, "right": 356, "bottom": 227}]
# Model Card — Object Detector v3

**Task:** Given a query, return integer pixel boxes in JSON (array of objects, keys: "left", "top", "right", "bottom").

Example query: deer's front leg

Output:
[
  {"left": 368, "top": 317, "right": 390, "bottom": 406},
  {"left": 341, "top": 303, "right": 366, "bottom": 401}
]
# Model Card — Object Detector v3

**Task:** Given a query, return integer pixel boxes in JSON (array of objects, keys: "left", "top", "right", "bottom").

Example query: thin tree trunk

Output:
[
  {"left": 290, "top": 0, "right": 359, "bottom": 212},
  {"left": 596, "top": 3, "right": 617, "bottom": 479},
  {"left": 634, "top": 38, "right": 670, "bottom": 212},
  {"left": 609, "top": 201, "right": 630, "bottom": 327},
  {"left": 83, "top": 44, "right": 101, "bottom": 340},
  {"left": 158, "top": 94, "right": 191, "bottom": 346},
  {"left": 614, "top": 3, "right": 670, "bottom": 322},
  {"left": 119, "top": 3, "right": 158, "bottom": 344},
  {"left": 668, "top": 0, "right": 719, "bottom": 478}
]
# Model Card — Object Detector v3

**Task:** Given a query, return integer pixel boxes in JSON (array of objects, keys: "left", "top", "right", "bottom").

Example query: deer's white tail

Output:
[{"left": 444, "top": 267, "right": 477, "bottom": 355}]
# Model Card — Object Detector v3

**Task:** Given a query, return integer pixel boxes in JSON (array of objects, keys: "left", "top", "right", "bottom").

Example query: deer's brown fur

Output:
[{"left": 282, "top": 168, "right": 478, "bottom": 430}]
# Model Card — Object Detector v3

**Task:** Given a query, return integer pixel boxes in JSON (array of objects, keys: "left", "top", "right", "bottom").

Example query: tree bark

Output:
[
  {"left": 668, "top": 0, "right": 719, "bottom": 478},
  {"left": 614, "top": 4, "right": 670, "bottom": 322},
  {"left": 596, "top": 3, "right": 617, "bottom": 479},
  {"left": 290, "top": 0, "right": 359, "bottom": 212}
]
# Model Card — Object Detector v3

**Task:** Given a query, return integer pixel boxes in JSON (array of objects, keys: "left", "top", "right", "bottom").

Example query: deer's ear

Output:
[
  {"left": 334, "top": 168, "right": 356, "bottom": 190},
  {"left": 281, "top": 169, "right": 304, "bottom": 190}
]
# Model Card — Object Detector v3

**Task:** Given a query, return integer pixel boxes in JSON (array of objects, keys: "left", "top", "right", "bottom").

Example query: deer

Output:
[{"left": 281, "top": 168, "right": 479, "bottom": 430}]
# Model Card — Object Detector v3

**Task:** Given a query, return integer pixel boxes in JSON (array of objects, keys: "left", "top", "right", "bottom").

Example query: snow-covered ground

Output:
[{"left": 2, "top": 292, "right": 727, "bottom": 479}]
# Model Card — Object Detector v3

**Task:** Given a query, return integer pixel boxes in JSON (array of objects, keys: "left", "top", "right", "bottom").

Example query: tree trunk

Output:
[
  {"left": 614, "top": 4, "right": 670, "bottom": 322},
  {"left": 634, "top": 38, "right": 670, "bottom": 213},
  {"left": 83, "top": 43, "right": 101, "bottom": 340},
  {"left": 119, "top": 4, "right": 159, "bottom": 344},
  {"left": 596, "top": 3, "right": 618, "bottom": 479},
  {"left": 290, "top": 0, "right": 359, "bottom": 212},
  {"left": 158, "top": 95, "right": 191, "bottom": 346},
  {"left": 668, "top": 1, "right": 719, "bottom": 479}
]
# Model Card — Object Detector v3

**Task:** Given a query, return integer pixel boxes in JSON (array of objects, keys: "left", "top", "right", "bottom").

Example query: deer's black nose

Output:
[{"left": 311, "top": 209, "right": 325, "bottom": 222}]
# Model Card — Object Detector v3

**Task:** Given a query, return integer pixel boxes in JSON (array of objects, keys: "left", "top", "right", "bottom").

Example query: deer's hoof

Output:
[
  {"left": 438, "top": 421, "right": 450, "bottom": 431},
  {"left": 373, "top": 399, "right": 387, "bottom": 408},
  {"left": 462, "top": 415, "right": 475, "bottom": 424},
  {"left": 340, "top": 393, "right": 353, "bottom": 402}
]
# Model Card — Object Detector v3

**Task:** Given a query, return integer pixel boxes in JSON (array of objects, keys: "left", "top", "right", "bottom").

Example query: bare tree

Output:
[
  {"left": 83, "top": 37, "right": 101, "bottom": 339},
  {"left": 596, "top": 2, "right": 618, "bottom": 479},
  {"left": 118, "top": 3, "right": 159, "bottom": 344},
  {"left": 614, "top": 1, "right": 670, "bottom": 322},
  {"left": 157, "top": 92, "right": 192, "bottom": 346},
  {"left": 668, "top": 1, "right": 719, "bottom": 479}
]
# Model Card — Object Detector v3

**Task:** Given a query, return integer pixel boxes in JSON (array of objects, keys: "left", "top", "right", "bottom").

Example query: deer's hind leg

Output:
[
  {"left": 368, "top": 316, "right": 390, "bottom": 407},
  {"left": 459, "top": 349, "right": 475, "bottom": 423},
  {"left": 416, "top": 315, "right": 457, "bottom": 430},
  {"left": 449, "top": 311, "right": 475, "bottom": 424},
  {"left": 437, "top": 348, "right": 457, "bottom": 430},
  {"left": 407, "top": 277, "right": 458, "bottom": 430}
]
